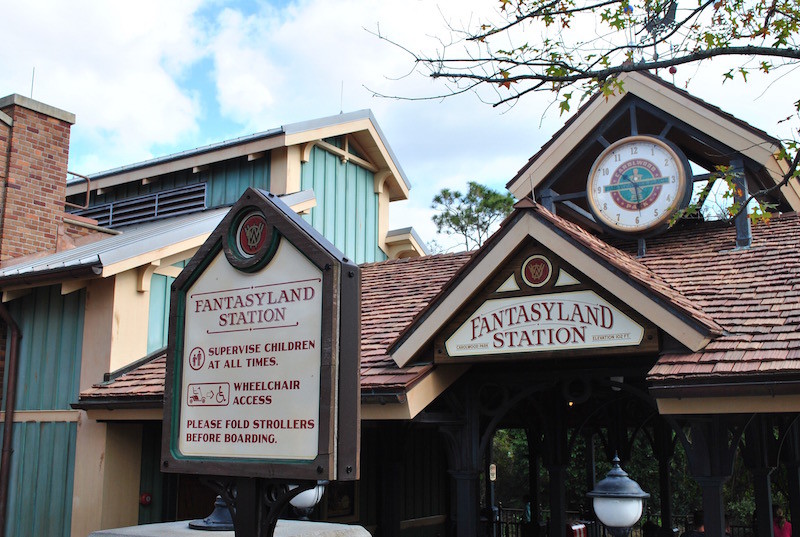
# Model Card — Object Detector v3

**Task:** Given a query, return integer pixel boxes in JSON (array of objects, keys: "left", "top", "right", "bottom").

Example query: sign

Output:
[
  {"left": 444, "top": 289, "right": 644, "bottom": 358},
  {"left": 178, "top": 244, "right": 322, "bottom": 460},
  {"left": 162, "top": 188, "right": 360, "bottom": 481}
]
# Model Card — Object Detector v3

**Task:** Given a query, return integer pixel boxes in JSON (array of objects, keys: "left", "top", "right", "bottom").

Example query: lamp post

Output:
[{"left": 587, "top": 455, "right": 650, "bottom": 537}]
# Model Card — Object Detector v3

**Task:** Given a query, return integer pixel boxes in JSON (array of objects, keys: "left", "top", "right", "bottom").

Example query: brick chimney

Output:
[{"left": 0, "top": 94, "right": 75, "bottom": 262}]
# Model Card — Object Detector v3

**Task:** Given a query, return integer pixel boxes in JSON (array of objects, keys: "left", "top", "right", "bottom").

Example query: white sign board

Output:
[
  {"left": 445, "top": 290, "right": 644, "bottom": 357},
  {"left": 178, "top": 239, "right": 322, "bottom": 460}
]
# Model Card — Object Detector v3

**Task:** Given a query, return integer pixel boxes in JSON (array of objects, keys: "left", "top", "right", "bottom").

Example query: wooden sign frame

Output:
[
  {"left": 435, "top": 242, "right": 659, "bottom": 364},
  {"left": 162, "top": 188, "right": 360, "bottom": 482}
]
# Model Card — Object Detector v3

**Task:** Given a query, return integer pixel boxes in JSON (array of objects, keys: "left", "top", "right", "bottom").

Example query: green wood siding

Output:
[
  {"left": 1, "top": 286, "right": 84, "bottom": 537},
  {"left": 301, "top": 146, "right": 385, "bottom": 264},
  {"left": 139, "top": 423, "right": 165, "bottom": 524},
  {"left": 79, "top": 154, "right": 271, "bottom": 211},
  {"left": 2, "top": 422, "right": 77, "bottom": 537},
  {"left": 4, "top": 286, "right": 85, "bottom": 411},
  {"left": 148, "top": 274, "right": 173, "bottom": 353}
]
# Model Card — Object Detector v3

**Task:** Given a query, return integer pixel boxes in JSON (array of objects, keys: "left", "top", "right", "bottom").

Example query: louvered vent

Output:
[{"left": 72, "top": 183, "right": 207, "bottom": 228}]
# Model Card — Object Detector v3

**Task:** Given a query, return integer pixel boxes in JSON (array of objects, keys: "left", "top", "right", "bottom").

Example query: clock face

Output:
[{"left": 586, "top": 136, "right": 691, "bottom": 234}]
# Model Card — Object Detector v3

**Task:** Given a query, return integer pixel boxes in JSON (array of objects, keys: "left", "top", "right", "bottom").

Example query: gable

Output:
[
  {"left": 390, "top": 204, "right": 721, "bottom": 368},
  {"left": 435, "top": 240, "right": 658, "bottom": 363},
  {"left": 507, "top": 71, "right": 800, "bottom": 214}
]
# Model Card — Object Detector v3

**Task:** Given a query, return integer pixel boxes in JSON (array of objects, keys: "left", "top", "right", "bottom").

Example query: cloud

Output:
[
  {"left": 2, "top": 0, "right": 207, "bottom": 172},
  {"left": 4, "top": 0, "right": 796, "bottom": 250}
]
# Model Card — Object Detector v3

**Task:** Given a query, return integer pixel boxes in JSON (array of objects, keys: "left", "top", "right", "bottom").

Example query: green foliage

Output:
[
  {"left": 492, "top": 429, "right": 531, "bottom": 508},
  {"left": 377, "top": 0, "right": 800, "bottom": 226},
  {"left": 395, "top": 0, "right": 800, "bottom": 114},
  {"left": 431, "top": 181, "right": 515, "bottom": 251}
]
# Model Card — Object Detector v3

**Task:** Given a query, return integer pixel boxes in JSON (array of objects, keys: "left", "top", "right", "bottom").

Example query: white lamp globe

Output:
[
  {"left": 288, "top": 484, "right": 326, "bottom": 509},
  {"left": 587, "top": 455, "right": 649, "bottom": 535},
  {"left": 592, "top": 497, "right": 644, "bottom": 528}
]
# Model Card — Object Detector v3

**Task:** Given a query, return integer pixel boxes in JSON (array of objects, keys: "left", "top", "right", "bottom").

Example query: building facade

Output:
[{"left": 1, "top": 70, "right": 800, "bottom": 537}]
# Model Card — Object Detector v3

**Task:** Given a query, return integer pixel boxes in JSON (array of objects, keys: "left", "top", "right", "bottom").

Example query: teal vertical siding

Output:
[
  {"left": 301, "top": 146, "right": 386, "bottom": 264},
  {"left": 148, "top": 274, "right": 173, "bottom": 353},
  {"left": 5, "top": 286, "right": 85, "bottom": 411},
  {"left": 83, "top": 154, "right": 271, "bottom": 210},
  {"left": 1, "top": 285, "right": 84, "bottom": 537},
  {"left": 1, "top": 422, "right": 77, "bottom": 537},
  {"left": 138, "top": 423, "right": 165, "bottom": 524}
]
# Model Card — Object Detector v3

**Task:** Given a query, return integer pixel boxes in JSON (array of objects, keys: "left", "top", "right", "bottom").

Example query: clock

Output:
[{"left": 586, "top": 135, "right": 692, "bottom": 234}]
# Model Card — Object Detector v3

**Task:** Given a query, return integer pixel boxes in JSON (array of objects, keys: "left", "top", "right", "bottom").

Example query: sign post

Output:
[{"left": 162, "top": 188, "right": 360, "bottom": 536}]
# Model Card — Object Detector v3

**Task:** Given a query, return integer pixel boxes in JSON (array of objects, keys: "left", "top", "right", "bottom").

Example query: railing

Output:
[{"left": 482, "top": 509, "right": 752, "bottom": 537}]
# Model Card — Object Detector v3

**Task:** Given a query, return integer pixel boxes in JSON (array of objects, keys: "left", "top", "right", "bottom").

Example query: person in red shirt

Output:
[{"left": 774, "top": 506, "right": 792, "bottom": 537}]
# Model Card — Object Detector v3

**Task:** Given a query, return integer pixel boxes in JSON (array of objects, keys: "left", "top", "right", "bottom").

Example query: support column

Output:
[
  {"left": 542, "top": 398, "right": 568, "bottom": 537},
  {"left": 751, "top": 468, "right": 774, "bottom": 537},
  {"left": 742, "top": 417, "right": 778, "bottom": 537},
  {"left": 696, "top": 477, "right": 726, "bottom": 537},
  {"left": 547, "top": 464, "right": 567, "bottom": 537},
  {"left": 784, "top": 422, "right": 800, "bottom": 531},
  {"left": 680, "top": 416, "right": 744, "bottom": 537},
  {"left": 451, "top": 470, "right": 481, "bottom": 537},
  {"left": 653, "top": 420, "right": 675, "bottom": 530},
  {"left": 439, "top": 382, "right": 482, "bottom": 537},
  {"left": 527, "top": 428, "right": 542, "bottom": 527}
]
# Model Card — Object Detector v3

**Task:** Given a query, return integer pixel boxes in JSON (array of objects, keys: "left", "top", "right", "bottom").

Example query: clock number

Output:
[
  {"left": 614, "top": 153, "right": 621, "bottom": 162},
  {"left": 664, "top": 159, "right": 669, "bottom": 166},
  {"left": 630, "top": 146, "right": 638, "bottom": 155},
  {"left": 602, "top": 168, "right": 609, "bottom": 175},
  {"left": 635, "top": 216, "right": 640, "bottom": 224},
  {"left": 650, "top": 145, "right": 655, "bottom": 155},
  {"left": 671, "top": 176, "right": 676, "bottom": 183},
  {"left": 666, "top": 194, "right": 671, "bottom": 201},
  {"left": 597, "top": 187, "right": 602, "bottom": 193},
  {"left": 654, "top": 208, "right": 659, "bottom": 217},
  {"left": 616, "top": 213, "right": 620, "bottom": 222},
  {"left": 603, "top": 203, "right": 607, "bottom": 210}
]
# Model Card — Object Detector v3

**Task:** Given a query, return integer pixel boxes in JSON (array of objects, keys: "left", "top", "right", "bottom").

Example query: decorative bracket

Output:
[{"left": 201, "top": 477, "right": 328, "bottom": 537}]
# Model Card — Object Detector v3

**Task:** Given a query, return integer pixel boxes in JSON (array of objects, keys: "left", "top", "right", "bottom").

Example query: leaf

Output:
[
  {"left": 559, "top": 93, "right": 572, "bottom": 114},
  {"left": 739, "top": 68, "right": 748, "bottom": 82}
]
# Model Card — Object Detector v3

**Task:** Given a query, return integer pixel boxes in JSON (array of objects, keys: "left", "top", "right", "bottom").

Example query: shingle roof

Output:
[
  {"left": 359, "top": 252, "right": 472, "bottom": 393},
  {"left": 630, "top": 213, "right": 800, "bottom": 384},
  {"left": 528, "top": 201, "right": 724, "bottom": 337},
  {"left": 77, "top": 210, "right": 800, "bottom": 407},
  {"left": 77, "top": 252, "right": 472, "bottom": 406}
]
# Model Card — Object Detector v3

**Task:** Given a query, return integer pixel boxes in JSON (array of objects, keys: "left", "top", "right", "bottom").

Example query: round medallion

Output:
[
  {"left": 225, "top": 207, "right": 279, "bottom": 272},
  {"left": 521, "top": 255, "right": 552, "bottom": 287},
  {"left": 586, "top": 135, "right": 691, "bottom": 234},
  {"left": 235, "top": 212, "right": 269, "bottom": 257}
]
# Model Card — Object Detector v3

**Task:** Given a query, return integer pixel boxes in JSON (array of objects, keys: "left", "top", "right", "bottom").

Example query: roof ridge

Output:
[{"left": 529, "top": 203, "right": 724, "bottom": 336}]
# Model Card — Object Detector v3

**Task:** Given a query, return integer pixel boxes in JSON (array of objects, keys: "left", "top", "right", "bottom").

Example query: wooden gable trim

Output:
[
  {"left": 360, "top": 365, "right": 470, "bottom": 420},
  {"left": 390, "top": 209, "right": 712, "bottom": 368},
  {"left": 286, "top": 119, "right": 409, "bottom": 202},
  {"left": 507, "top": 72, "right": 799, "bottom": 210}
]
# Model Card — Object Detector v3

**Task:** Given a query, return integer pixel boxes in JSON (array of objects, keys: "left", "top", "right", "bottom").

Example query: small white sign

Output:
[
  {"left": 445, "top": 290, "right": 643, "bottom": 357},
  {"left": 178, "top": 239, "right": 322, "bottom": 460}
]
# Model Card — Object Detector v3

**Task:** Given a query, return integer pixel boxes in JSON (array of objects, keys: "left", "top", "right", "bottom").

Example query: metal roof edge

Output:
[
  {"left": 102, "top": 348, "right": 166, "bottom": 383},
  {"left": 284, "top": 109, "right": 410, "bottom": 191},
  {"left": 79, "top": 127, "right": 285, "bottom": 183}
]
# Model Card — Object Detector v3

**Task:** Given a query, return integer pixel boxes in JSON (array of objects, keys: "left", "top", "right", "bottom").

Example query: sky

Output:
[{"left": 2, "top": 1, "right": 798, "bottom": 251}]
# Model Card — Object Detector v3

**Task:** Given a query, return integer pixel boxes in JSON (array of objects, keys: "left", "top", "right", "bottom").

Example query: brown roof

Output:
[
  {"left": 77, "top": 211, "right": 800, "bottom": 408},
  {"left": 79, "top": 354, "right": 167, "bottom": 407},
  {"left": 632, "top": 213, "right": 800, "bottom": 385},
  {"left": 527, "top": 201, "right": 723, "bottom": 337},
  {"left": 77, "top": 252, "right": 472, "bottom": 407},
  {"left": 359, "top": 252, "right": 472, "bottom": 393}
]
